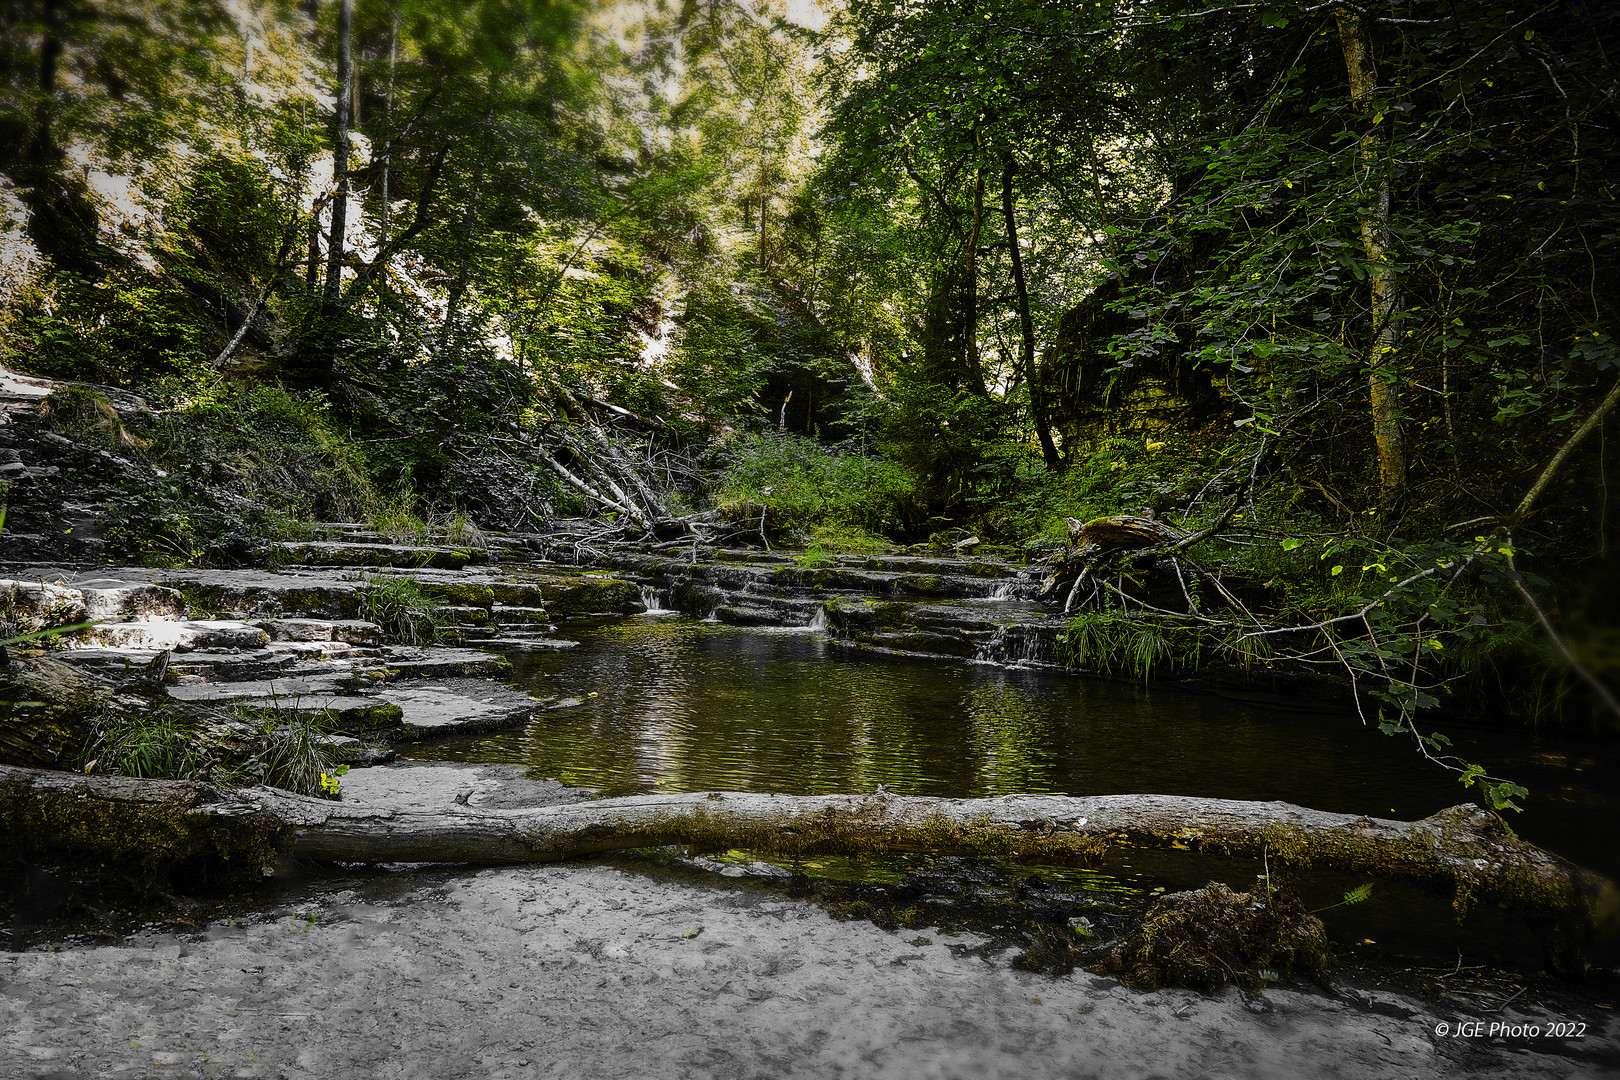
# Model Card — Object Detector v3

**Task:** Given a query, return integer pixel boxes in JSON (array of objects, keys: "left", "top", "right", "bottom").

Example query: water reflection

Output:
[{"left": 405, "top": 616, "right": 1620, "bottom": 877}]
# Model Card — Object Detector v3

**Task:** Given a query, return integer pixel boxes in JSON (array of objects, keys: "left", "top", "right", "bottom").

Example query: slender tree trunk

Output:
[
  {"left": 213, "top": 224, "right": 302, "bottom": 368},
  {"left": 27, "top": 0, "right": 64, "bottom": 166},
  {"left": 757, "top": 162, "right": 769, "bottom": 270},
  {"left": 380, "top": 11, "right": 397, "bottom": 250},
  {"left": 963, "top": 139, "right": 988, "bottom": 396},
  {"left": 1512, "top": 375, "right": 1620, "bottom": 525},
  {"left": 306, "top": 222, "right": 321, "bottom": 291},
  {"left": 1337, "top": 7, "right": 1406, "bottom": 505},
  {"left": 1001, "top": 161, "right": 1060, "bottom": 470},
  {"left": 440, "top": 174, "right": 485, "bottom": 351},
  {"left": 321, "top": 0, "right": 354, "bottom": 313}
]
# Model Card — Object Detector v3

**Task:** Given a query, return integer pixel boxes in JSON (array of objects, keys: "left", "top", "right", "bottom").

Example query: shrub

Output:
[
  {"left": 145, "top": 384, "right": 384, "bottom": 524},
  {"left": 3, "top": 267, "right": 209, "bottom": 386},
  {"left": 716, "top": 432, "right": 919, "bottom": 545}
]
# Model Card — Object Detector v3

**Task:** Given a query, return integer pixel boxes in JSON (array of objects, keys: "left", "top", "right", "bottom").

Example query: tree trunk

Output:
[
  {"left": 380, "top": 11, "right": 398, "bottom": 250},
  {"left": 1336, "top": 7, "right": 1406, "bottom": 505},
  {"left": 321, "top": 0, "right": 354, "bottom": 313},
  {"left": 213, "top": 223, "right": 303, "bottom": 368},
  {"left": 2, "top": 765, "right": 1608, "bottom": 971},
  {"left": 28, "top": 0, "right": 64, "bottom": 166},
  {"left": 0, "top": 764, "right": 291, "bottom": 888},
  {"left": 963, "top": 139, "right": 988, "bottom": 396},
  {"left": 1001, "top": 161, "right": 1060, "bottom": 470}
]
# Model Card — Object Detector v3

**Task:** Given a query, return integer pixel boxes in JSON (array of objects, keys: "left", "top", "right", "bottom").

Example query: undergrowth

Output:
[
  {"left": 357, "top": 574, "right": 441, "bottom": 644},
  {"left": 82, "top": 704, "right": 341, "bottom": 798},
  {"left": 717, "top": 432, "right": 918, "bottom": 546}
]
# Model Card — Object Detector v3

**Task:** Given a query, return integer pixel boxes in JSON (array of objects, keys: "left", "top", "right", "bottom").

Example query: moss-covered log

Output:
[
  {"left": 0, "top": 654, "right": 106, "bottom": 769},
  {"left": 271, "top": 787, "right": 1620, "bottom": 971},
  {"left": 0, "top": 764, "right": 290, "bottom": 888},
  {"left": 3, "top": 766, "right": 1613, "bottom": 972}
]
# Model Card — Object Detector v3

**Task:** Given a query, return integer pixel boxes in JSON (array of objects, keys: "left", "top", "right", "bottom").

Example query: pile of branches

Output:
[{"left": 468, "top": 386, "right": 770, "bottom": 561}]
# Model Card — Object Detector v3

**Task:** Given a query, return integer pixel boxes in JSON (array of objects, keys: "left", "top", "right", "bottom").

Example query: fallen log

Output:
[
  {"left": 1040, "top": 515, "right": 1192, "bottom": 608},
  {"left": 1, "top": 762, "right": 1610, "bottom": 972},
  {"left": 1065, "top": 514, "right": 1186, "bottom": 553}
]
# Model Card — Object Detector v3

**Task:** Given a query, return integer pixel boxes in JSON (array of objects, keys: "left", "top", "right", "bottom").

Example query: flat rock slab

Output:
[
  {"left": 7, "top": 567, "right": 373, "bottom": 619},
  {"left": 3, "top": 862, "right": 1606, "bottom": 1080},
  {"left": 164, "top": 681, "right": 398, "bottom": 732},
  {"left": 381, "top": 678, "right": 542, "bottom": 742},
  {"left": 167, "top": 673, "right": 354, "bottom": 705},
  {"left": 0, "top": 577, "right": 185, "bottom": 623},
  {"left": 256, "top": 617, "right": 384, "bottom": 644},
  {"left": 375, "top": 646, "right": 511, "bottom": 680},
  {"left": 166, "top": 674, "right": 540, "bottom": 741},
  {"left": 76, "top": 618, "right": 270, "bottom": 652},
  {"left": 338, "top": 761, "right": 591, "bottom": 809},
  {"left": 461, "top": 635, "right": 579, "bottom": 651}
]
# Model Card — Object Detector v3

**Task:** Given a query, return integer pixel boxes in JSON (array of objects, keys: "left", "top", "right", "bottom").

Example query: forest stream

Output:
[{"left": 4, "top": 0, "right": 1620, "bottom": 1073}]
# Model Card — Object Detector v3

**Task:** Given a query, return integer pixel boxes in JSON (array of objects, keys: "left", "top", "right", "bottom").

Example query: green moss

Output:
[
  {"left": 420, "top": 581, "right": 497, "bottom": 608},
  {"left": 172, "top": 584, "right": 221, "bottom": 619},
  {"left": 0, "top": 769, "right": 291, "bottom": 891},
  {"left": 537, "top": 578, "right": 635, "bottom": 615},
  {"left": 598, "top": 803, "right": 1106, "bottom": 869},
  {"left": 331, "top": 702, "right": 404, "bottom": 733}
]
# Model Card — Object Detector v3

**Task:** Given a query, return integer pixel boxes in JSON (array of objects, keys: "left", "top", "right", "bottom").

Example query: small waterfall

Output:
[
  {"left": 975, "top": 623, "right": 1051, "bottom": 667},
  {"left": 987, "top": 579, "right": 1017, "bottom": 601},
  {"left": 639, "top": 585, "right": 673, "bottom": 615},
  {"left": 807, "top": 605, "right": 830, "bottom": 633}
]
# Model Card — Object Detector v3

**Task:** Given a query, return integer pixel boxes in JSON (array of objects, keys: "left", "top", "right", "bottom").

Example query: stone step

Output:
[
  {"left": 255, "top": 616, "right": 385, "bottom": 644},
  {"left": 76, "top": 618, "right": 270, "bottom": 652},
  {"left": 460, "top": 634, "right": 579, "bottom": 651},
  {"left": 270, "top": 540, "right": 489, "bottom": 570},
  {"left": 434, "top": 605, "right": 491, "bottom": 627},
  {"left": 845, "top": 629, "right": 980, "bottom": 659},
  {"left": 168, "top": 674, "right": 546, "bottom": 742},
  {"left": 0, "top": 576, "right": 185, "bottom": 624},
  {"left": 168, "top": 648, "right": 300, "bottom": 681},
  {"left": 264, "top": 640, "right": 381, "bottom": 661},
  {"left": 490, "top": 605, "right": 552, "bottom": 626},
  {"left": 372, "top": 646, "right": 511, "bottom": 681},
  {"left": 379, "top": 678, "right": 544, "bottom": 742}
]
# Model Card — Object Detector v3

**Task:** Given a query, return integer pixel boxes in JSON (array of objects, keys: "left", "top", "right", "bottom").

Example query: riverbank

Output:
[{"left": 4, "top": 855, "right": 1616, "bottom": 1080}]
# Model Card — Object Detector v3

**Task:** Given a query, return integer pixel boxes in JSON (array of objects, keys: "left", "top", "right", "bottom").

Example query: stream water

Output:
[{"left": 405, "top": 614, "right": 1620, "bottom": 885}]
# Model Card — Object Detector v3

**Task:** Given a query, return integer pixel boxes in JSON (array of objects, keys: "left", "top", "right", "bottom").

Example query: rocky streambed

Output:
[{"left": 2, "top": 532, "right": 1109, "bottom": 767}]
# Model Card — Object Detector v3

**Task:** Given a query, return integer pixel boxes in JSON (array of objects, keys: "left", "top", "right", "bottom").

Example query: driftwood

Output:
[
  {"left": 1042, "top": 514, "right": 1190, "bottom": 611},
  {"left": 0, "top": 764, "right": 1610, "bottom": 972},
  {"left": 1065, "top": 514, "right": 1186, "bottom": 553}
]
